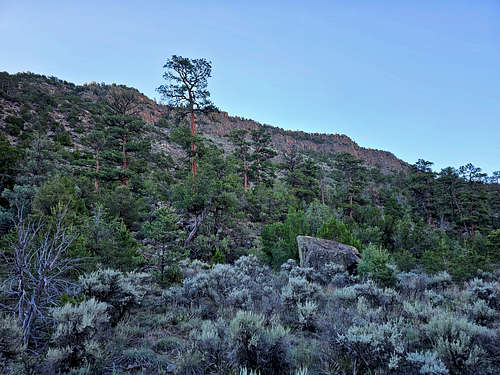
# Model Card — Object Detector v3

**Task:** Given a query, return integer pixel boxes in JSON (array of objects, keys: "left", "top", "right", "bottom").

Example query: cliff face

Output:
[
  {"left": 197, "top": 112, "right": 408, "bottom": 172},
  {"left": 0, "top": 72, "right": 408, "bottom": 172}
]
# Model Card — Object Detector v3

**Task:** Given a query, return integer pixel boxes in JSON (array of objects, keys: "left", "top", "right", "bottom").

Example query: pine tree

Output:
[
  {"left": 457, "top": 164, "right": 489, "bottom": 238},
  {"left": 228, "top": 129, "right": 251, "bottom": 192},
  {"left": 104, "top": 88, "right": 143, "bottom": 186},
  {"left": 282, "top": 146, "right": 320, "bottom": 203},
  {"left": 83, "top": 130, "right": 106, "bottom": 192},
  {"left": 144, "top": 206, "right": 187, "bottom": 283},
  {"left": 409, "top": 159, "right": 437, "bottom": 225},
  {"left": 157, "top": 55, "right": 213, "bottom": 176},
  {"left": 249, "top": 128, "right": 276, "bottom": 186},
  {"left": 333, "top": 152, "right": 367, "bottom": 219}
]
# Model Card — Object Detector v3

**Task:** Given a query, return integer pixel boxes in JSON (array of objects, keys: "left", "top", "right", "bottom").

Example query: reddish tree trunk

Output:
[
  {"left": 190, "top": 109, "right": 197, "bottom": 176},
  {"left": 349, "top": 190, "right": 353, "bottom": 218},
  {"left": 349, "top": 175, "right": 353, "bottom": 218},
  {"left": 244, "top": 155, "right": 248, "bottom": 192},
  {"left": 94, "top": 155, "right": 100, "bottom": 192},
  {"left": 320, "top": 175, "right": 325, "bottom": 204},
  {"left": 122, "top": 134, "right": 127, "bottom": 185}
]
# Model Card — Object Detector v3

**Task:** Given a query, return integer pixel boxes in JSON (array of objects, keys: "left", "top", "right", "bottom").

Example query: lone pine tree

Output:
[{"left": 157, "top": 55, "right": 213, "bottom": 176}]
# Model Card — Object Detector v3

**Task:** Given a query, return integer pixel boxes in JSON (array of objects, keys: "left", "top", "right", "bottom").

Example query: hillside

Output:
[
  {"left": 0, "top": 71, "right": 406, "bottom": 172},
  {"left": 1, "top": 70, "right": 499, "bottom": 375}
]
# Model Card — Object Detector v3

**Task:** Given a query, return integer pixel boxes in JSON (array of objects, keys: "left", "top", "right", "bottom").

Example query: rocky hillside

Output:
[
  {"left": 200, "top": 112, "right": 407, "bottom": 171},
  {"left": 0, "top": 71, "right": 407, "bottom": 171}
]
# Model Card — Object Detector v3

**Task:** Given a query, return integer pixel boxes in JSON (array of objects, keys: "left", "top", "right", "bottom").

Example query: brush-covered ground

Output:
[{"left": 2, "top": 254, "right": 499, "bottom": 375}]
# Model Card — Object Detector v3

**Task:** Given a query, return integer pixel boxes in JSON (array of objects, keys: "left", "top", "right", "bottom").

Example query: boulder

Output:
[{"left": 296, "top": 235, "right": 361, "bottom": 273}]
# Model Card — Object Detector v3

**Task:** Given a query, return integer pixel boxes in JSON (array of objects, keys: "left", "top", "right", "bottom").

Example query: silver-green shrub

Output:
[
  {"left": 229, "top": 310, "right": 291, "bottom": 375},
  {"left": 0, "top": 314, "right": 25, "bottom": 373},
  {"left": 466, "top": 278, "right": 499, "bottom": 309},
  {"left": 46, "top": 298, "right": 109, "bottom": 373},
  {"left": 78, "top": 268, "right": 148, "bottom": 324},
  {"left": 406, "top": 351, "right": 449, "bottom": 374}
]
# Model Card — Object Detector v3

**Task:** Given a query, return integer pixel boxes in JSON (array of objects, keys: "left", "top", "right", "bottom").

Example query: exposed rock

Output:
[
  {"left": 0, "top": 71, "right": 408, "bottom": 173},
  {"left": 297, "top": 235, "right": 361, "bottom": 273}
]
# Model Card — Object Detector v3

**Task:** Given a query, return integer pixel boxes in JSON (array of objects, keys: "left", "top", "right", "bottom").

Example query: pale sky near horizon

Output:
[{"left": 1, "top": 0, "right": 499, "bottom": 174}]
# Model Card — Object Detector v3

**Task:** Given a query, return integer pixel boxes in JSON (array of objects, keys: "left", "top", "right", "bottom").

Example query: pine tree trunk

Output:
[
  {"left": 244, "top": 155, "right": 248, "bottom": 192},
  {"left": 122, "top": 134, "right": 127, "bottom": 185},
  {"left": 190, "top": 108, "right": 197, "bottom": 176},
  {"left": 349, "top": 190, "right": 353, "bottom": 218},
  {"left": 349, "top": 175, "right": 353, "bottom": 218},
  {"left": 94, "top": 154, "right": 100, "bottom": 192}
]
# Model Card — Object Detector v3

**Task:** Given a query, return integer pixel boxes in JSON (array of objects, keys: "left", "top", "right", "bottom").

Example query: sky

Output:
[{"left": 1, "top": 0, "right": 499, "bottom": 174}]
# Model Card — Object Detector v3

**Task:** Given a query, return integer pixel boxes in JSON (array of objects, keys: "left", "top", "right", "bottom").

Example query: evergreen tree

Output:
[
  {"left": 104, "top": 88, "right": 143, "bottom": 186},
  {"left": 144, "top": 206, "right": 187, "bottom": 283},
  {"left": 83, "top": 130, "right": 106, "bottom": 192},
  {"left": 409, "top": 159, "right": 436, "bottom": 225},
  {"left": 0, "top": 133, "right": 20, "bottom": 207},
  {"left": 457, "top": 164, "right": 490, "bottom": 238},
  {"left": 157, "top": 55, "right": 213, "bottom": 176},
  {"left": 282, "top": 146, "right": 320, "bottom": 204},
  {"left": 249, "top": 128, "right": 276, "bottom": 186},
  {"left": 333, "top": 152, "right": 367, "bottom": 219},
  {"left": 435, "top": 167, "right": 461, "bottom": 228},
  {"left": 228, "top": 129, "right": 251, "bottom": 192}
]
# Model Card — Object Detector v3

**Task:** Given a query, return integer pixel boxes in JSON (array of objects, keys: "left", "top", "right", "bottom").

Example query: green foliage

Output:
[
  {"left": 282, "top": 147, "right": 319, "bottom": 203},
  {"left": 85, "top": 205, "right": 143, "bottom": 271},
  {"left": 4, "top": 115, "right": 24, "bottom": 135},
  {"left": 0, "top": 133, "right": 21, "bottom": 207},
  {"left": 317, "top": 216, "right": 362, "bottom": 250},
  {"left": 103, "top": 185, "right": 146, "bottom": 230},
  {"left": 357, "top": 244, "right": 396, "bottom": 287},
  {"left": 212, "top": 248, "right": 226, "bottom": 264},
  {"left": 333, "top": 152, "right": 367, "bottom": 218},
  {"left": 304, "top": 199, "right": 332, "bottom": 235},
  {"left": 164, "top": 264, "right": 184, "bottom": 285},
  {"left": 248, "top": 128, "right": 277, "bottom": 186},
  {"left": 54, "top": 130, "right": 72, "bottom": 146},
  {"left": 144, "top": 206, "right": 187, "bottom": 283},
  {"left": 0, "top": 70, "right": 500, "bottom": 375},
  {"left": 486, "top": 229, "right": 500, "bottom": 262},
  {"left": 261, "top": 207, "right": 309, "bottom": 268},
  {"left": 31, "top": 174, "right": 87, "bottom": 222}
]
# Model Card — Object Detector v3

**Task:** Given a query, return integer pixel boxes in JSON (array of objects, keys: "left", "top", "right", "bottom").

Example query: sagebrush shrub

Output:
[
  {"left": 79, "top": 268, "right": 148, "bottom": 324},
  {"left": 0, "top": 314, "right": 25, "bottom": 372},
  {"left": 46, "top": 298, "right": 109, "bottom": 373},
  {"left": 466, "top": 278, "right": 499, "bottom": 309},
  {"left": 167, "top": 256, "right": 279, "bottom": 314},
  {"left": 337, "top": 319, "right": 405, "bottom": 373},
  {"left": 422, "top": 312, "right": 493, "bottom": 374},
  {"left": 406, "top": 351, "right": 449, "bottom": 375},
  {"left": 229, "top": 310, "right": 291, "bottom": 375}
]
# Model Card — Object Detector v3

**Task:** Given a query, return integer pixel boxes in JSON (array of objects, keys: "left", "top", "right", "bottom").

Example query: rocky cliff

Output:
[{"left": 0, "top": 72, "right": 408, "bottom": 172}]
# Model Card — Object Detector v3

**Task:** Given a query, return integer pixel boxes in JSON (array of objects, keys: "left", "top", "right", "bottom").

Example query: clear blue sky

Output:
[{"left": 1, "top": 0, "right": 499, "bottom": 174}]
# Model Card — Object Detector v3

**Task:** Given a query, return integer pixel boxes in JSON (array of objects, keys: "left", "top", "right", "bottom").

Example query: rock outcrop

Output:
[
  {"left": 297, "top": 235, "right": 361, "bottom": 273},
  {"left": 0, "top": 71, "right": 408, "bottom": 173}
]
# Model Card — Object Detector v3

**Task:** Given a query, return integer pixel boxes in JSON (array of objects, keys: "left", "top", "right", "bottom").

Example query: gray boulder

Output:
[{"left": 297, "top": 235, "right": 361, "bottom": 273}]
